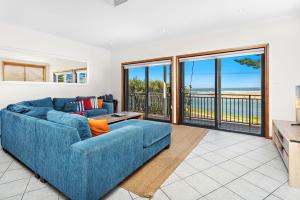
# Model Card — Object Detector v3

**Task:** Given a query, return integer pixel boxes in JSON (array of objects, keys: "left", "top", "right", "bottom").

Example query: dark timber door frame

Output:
[
  {"left": 176, "top": 44, "right": 270, "bottom": 138},
  {"left": 121, "top": 56, "right": 175, "bottom": 123}
]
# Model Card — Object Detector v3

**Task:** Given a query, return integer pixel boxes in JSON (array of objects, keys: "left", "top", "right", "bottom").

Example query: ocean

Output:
[
  {"left": 186, "top": 87, "right": 261, "bottom": 122},
  {"left": 191, "top": 87, "right": 261, "bottom": 94}
]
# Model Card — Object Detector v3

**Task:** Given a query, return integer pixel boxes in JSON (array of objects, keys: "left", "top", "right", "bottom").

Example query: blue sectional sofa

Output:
[
  {"left": 53, "top": 97, "right": 114, "bottom": 117},
  {"left": 17, "top": 96, "right": 114, "bottom": 117},
  {"left": 0, "top": 98, "right": 172, "bottom": 200}
]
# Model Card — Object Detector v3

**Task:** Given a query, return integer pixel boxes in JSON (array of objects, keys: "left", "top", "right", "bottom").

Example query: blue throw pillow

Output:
[
  {"left": 105, "top": 94, "right": 114, "bottom": 101},
  {"left": 27, "top": 97, "right": 53, "bottom": 108},
  {"left": 53, "top": 98, "right": 76, "bottom": 111},
  {"left": 24, "top": 107, "right": 52, "bottom": 119},
  {"left": 47, "top": 110, "right": 92, "bottom": 141},
  {"left": 6, "top": 104, "right": 30, "bottom": 114},
  {"left": 63, "top": 102, "right": 78, "bottom": 112}
]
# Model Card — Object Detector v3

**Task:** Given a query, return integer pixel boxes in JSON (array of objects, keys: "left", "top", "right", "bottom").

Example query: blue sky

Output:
[
  {"left": 184, "top": 54, "right": 262, "bottom": 89},
  {"left": 128, "top": 65, "right": 171, "bottom": 83},
  {"left": 128, "top": 54, "right": 261, "bottom": 89}
]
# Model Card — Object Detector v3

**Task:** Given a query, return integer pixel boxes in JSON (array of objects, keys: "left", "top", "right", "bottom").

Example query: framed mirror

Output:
[{"left": 0, "top": 47, "right": 88, "bottom": 84}]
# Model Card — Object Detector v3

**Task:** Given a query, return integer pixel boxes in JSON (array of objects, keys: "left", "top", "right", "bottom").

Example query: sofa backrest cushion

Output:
[
  {"left": 53, "top": 98, "right": 76, "bottom": 111},
  {"left": 6, "top": 104, "right": 31, "bottom": 114},
  {"left": 6, "top": 104, "right": 52, "bottom": 120},
  {"left": 26, "top": 97, "right": 53, "bottom": 108},
  {"left": 47, "top": 110, "right": 92, "bottom": 140},
  {"left": 76, "top": 96, "right": 96, "bottom": 100},
  {"left": 24, "top": 107, "right": 53, "bottom": 120}
]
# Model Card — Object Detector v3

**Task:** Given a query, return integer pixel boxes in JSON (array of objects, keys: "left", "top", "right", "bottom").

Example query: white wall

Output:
[
  {"left": 111, "top": 15, "right": 300, "bottom": 133},
  {"left": 0, "top": 22, "right": 111, "bottom": 108}
]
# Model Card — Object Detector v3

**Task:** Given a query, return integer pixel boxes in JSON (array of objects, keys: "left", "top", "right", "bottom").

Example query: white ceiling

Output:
[{"left": 0, "top": 0, "right": 300, "bottom": 49}]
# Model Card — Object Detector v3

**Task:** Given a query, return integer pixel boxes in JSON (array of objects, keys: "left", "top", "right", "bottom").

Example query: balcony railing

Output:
[
  {"left": 127, "top": 92, "right": 261, "bottom": 128},
  {"left": 128, "top": 92, "right": 171, "bottom": 116},
  {"left": 184, "top": 93, "right": 261, "bottom": 126}
]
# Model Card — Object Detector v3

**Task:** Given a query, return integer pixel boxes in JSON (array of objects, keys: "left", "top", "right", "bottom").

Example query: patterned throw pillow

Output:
[
  {"left": 90, "top": 97, "right": 98, "bottom": 109},
  {"left": 74, "top": 100, "right": 85, "bottom": 112}
]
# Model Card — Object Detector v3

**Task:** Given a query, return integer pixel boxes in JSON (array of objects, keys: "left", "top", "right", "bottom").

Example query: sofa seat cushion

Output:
[
  {"left": 53, "top": 98, "right": 76, "bottom": 111},
  {"left": 110, "top": 119, "right": 172, "bottom": 147},
  {"left": 47, "top": 110, "right": 92, "bottom": 140},
  {"left": 84, "top": 109, "right": 108, "bottom": 117}
]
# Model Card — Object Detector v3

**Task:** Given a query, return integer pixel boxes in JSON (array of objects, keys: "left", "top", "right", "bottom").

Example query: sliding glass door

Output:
[
  {"left": 148, "top": 65, "right": 171, "bottom": 121},
  {"left": 179, "top": 48, "right": 265, "bottom": 136},
  {"left": 181, "top": 59, "right": 216, "bottom": 127},
  {"left": 124, "top": 60, "right": 172, "bottom": 122},
  {"left": 219, "top": 54, "right": 263, "bottom": 134},
  {"left": 127, "top": 67, "right": 146, "bottom": 113}
]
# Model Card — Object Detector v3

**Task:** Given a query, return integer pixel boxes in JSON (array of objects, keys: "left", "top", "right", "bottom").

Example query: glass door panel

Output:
[
  {"left": 219, "top": 54, "right": 262, "bottom": 135},
  {"left": 182, "top": 59, "right": 216, "bottom": 127},
  {"left": 125, "top": 63, "right": 172, "bottom": 122},
  {"left": 147, "top": 65, "right": 171, "bottom": 121},
  {"left": 179, "top": 50, "right": 265, "bottom": 136},
  {"left": 127, "top": 67, "right": 146, "bottom": 113}
]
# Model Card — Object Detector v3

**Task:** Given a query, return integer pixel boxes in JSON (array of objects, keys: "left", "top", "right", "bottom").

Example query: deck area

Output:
[{"left": 183, "top": 118, "right": 261, "bottom": 135}]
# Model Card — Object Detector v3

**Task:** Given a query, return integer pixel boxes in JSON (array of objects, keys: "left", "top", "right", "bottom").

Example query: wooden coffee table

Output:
[{"left": 92, "top": 112, "right": 144, "bottom": 124}]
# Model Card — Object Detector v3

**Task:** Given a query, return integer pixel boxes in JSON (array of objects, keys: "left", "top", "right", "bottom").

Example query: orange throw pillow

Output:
[
  {"left": 88, "top": 119, "right": 110, "bottom": 136},
  {"left": 97, "top": 99, "right": 103, "bottom": 109}
]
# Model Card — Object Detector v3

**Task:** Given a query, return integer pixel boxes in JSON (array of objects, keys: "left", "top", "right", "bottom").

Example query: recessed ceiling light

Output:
[{"left": 162, "top": 28, "right": 166, "bottom": 33}]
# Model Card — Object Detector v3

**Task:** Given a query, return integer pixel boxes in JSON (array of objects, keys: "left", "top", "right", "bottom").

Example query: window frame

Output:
[
  {"left": 53, "top": 67, "right": 87, "bottom": 83},
  {"left": 2, "top": 61, "right": 46, "bottom": 82},
  {"left": 121, "top": 56, "right": 175, "bottom": 123},
  {"left": 176, "top": 44, "right": 269, "bottom": 138}
]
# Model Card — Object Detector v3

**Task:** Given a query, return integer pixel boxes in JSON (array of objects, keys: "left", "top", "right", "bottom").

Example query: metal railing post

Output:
[{"left": 249, "top": 95, "right": 252, "bottom": 127}]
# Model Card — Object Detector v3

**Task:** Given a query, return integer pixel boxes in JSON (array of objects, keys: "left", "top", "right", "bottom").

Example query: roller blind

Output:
[
  {"left": 124, "top": 60, "right": 172, "bottom": 69},
  {"left": 179, "top": 48, "right": 265, "bottom": 63}
]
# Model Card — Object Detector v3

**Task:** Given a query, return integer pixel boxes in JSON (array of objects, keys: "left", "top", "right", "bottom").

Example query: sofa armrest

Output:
[
  {"left": 1, "top": 109, "right": 38, "bottom": 170},
  {"left": 102, "top": 102, "right": 113, "bottom": 114},
  {"left": 34, "top": 120, "right": 83, "bottom": 199},
  {"left": 70, "top": 125, "right": 143, "bottom": 200}
]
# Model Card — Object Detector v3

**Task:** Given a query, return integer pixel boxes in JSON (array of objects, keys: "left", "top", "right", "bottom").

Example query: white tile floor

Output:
[{"left": 1, "top": 129, "right": 300, "bottom": 200}]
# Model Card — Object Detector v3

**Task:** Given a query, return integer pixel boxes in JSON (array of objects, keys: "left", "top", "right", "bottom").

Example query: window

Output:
[
  {"left": 2, "top": 61, "right": 46, "bottom": 82},
  {"left": 76, "top": 70, "right": 87, "bottom": 84},
  {"left": 122, "top": 58, "right": 173, "bottom": 122},
  {"left": 53, "top": 68, "right": 87, "bottom": 83},
  {"left": 54, "top": 71, "right": 73, "bottom": 83}
]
